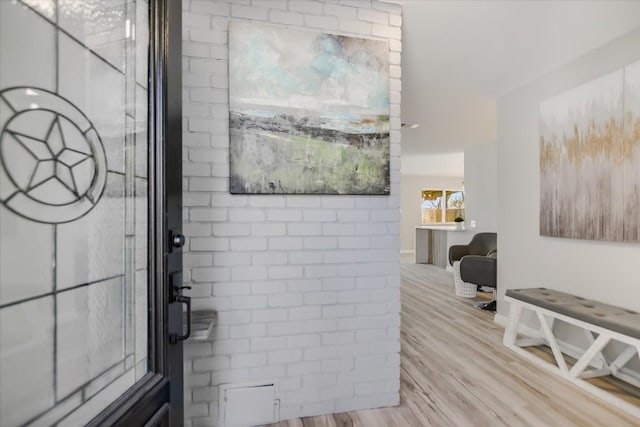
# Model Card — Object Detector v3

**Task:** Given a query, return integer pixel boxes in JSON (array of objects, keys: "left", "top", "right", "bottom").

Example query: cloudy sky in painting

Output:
[{"left": 229, "top": 21, "right": 389, "bottom": 115}]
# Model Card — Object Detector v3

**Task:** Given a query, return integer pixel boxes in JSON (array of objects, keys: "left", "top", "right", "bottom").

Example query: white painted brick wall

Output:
[{"left": 182, "top": 0, "right": 402, "bottom": 425}]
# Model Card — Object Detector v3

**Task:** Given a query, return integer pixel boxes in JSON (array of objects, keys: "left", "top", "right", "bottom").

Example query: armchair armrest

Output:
[
  {"left": 460, "top": 255, "right": 497, "bottom": 288},
  {"left": 449, "top": 244, "right": 469, "bottom": 265}
]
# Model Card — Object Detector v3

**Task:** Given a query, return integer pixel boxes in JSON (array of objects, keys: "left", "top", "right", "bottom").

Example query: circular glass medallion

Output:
[{"left": 0, "top": 87, "right": 107, "bottom": 224}]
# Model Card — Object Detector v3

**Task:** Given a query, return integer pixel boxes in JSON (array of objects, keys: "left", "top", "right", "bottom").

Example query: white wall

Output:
[
  {"left": 463, "top": 142, "right": 497, "bottom": 233},
  {"left": 400, "top": 174, "right": 462, "bottom": 252},
  {"left": 181, "top": 1, "right": 402, "bottom": 426},
  {"left": 400, "top": 152, "right": 464, "bottom": 176},
  {"left": 496, "top": 27, "right": 640, "bottom": 319}
]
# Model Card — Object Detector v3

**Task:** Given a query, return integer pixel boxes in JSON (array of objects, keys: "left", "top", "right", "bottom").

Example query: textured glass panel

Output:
[
  {"left": 135, "top": 85, "right": 148, "bottom": 177},
  {"left": 56, "top": 173, "right": 125, "bottom": 288},
  {"left": 0, "top": 206, "right": 53, "bottom": 305},
  {"left": 59, "top": 32, "right": 126, "bottom": 173},
  {"left": 22, "top": 0, "right": 57, "bottom": 20},
  {"left": 0, "top": 146, "right": 13, "bottom": 201},
  {"left": 0, "top": 297, "right": 54, "bottom": 427},
  {"left": 135, "top": 269, "right": 148, "bottom": 364},
  {"left": 125, "top": 118, "right": 136, "bottom": 235},
  {"left": 29, "top": 393, "right": 82, "bottom": 427},
  {"left": 84, "top": 358, "right": 126, "bottom": 398},
  {"left": 125, "top": 236, "right": 135, "bottom": 354},
  {"left": 58, "top": 0, "right": 127, "bottom": 71},
  {"left": 0, "top": 1, "right": 55, "bottom": 90},
  {"left": 135, "top": 360, "right": 148, "bottom": 381},
  {"left": 135, "top": 0, "right": 149, "bottom": 88},
  {"left": 56, "top": 277, "right": 125, "bottom": 399},
  {"left": 135, "top": 177, "right": 148, "bottom": 270},
  {"left": 125, "top": 353, "right": 135, "bottom": 370},
  {"left": 57, "top": 370, "right": 135, "bottom": 427}
]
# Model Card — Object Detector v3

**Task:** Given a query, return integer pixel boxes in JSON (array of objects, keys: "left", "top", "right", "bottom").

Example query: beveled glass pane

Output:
[
  {"left": 135, "top": 85, "right": 148, "bottom": 178},
  {"left": 56, "top": 174, "right": 125, "bottom": 289},
  {"left": 135, "top": 269, "right": 148, "bottom": 374},
  {"left": 135, "top": 0, "right": 149, "bottom": 88},
  {"left": 56, "top": 277, "right": 125, "bottom": 399},
  {"left": 0, "top": 205, "right": 53, "bottom": 305},
  {"left": 135, "top": 177, "right": 148, "bottom": 270},
  {"left": 59, "top": 31, "right": 127, "bottom": 173},
  {"left": 0, "top": 1, "right": 56, "bottom": 90},
  {"left": 0, "top": 298, "right": 54, "bottom": 427},
  {"left": 0, "top": 1, "right": 150, "bottom": 425}
]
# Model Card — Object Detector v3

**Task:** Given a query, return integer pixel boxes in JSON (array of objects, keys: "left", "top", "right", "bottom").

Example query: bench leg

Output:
[
  {"left": 577, "top": 369, "right": 611, "bottom": 380},
  {"left": 569, "top": 334, "right": 610, "bottom": 378},
  {"left": 583, "top": 329, "right": 608, "bottom": 370},
  {"left": 503, "top": 301, "right": 522, "bottom": 347},
  {"left": 514, "top": 338, "right": 545, "bottom": 347},
  {"left": 536, "top": 310, "right": 568, "bottom": 373},
  {"left": 538, "top": 315, "right": 555, "bottom": 338},
  {"left": 610, "top": 345, "right": 637, "bottom": 375}
]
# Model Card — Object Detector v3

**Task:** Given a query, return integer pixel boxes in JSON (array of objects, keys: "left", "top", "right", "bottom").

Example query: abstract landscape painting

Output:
[
  {"left": 540, "top": 59, "right": 640, "bottom": 241},
  {"left": 228, "top": 22, "right": 390, "bottom": 195}
]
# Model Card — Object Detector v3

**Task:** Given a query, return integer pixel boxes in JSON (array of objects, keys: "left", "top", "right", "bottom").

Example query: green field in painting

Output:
[{"left": 229, "top": 128, "right": 390, "bottom": 195}]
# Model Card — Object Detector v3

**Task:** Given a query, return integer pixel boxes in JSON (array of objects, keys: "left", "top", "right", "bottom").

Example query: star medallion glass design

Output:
[{"left": 0, "top": 87, "right": 107, "bottom": 223}]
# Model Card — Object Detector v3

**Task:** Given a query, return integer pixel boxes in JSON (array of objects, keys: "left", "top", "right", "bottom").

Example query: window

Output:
[
  {"left": 446, "top": 191, "right": 465, "bottom": 222},
  {"left": 421, "top": 190, "right": 443, "bottom": 223},
  {"left": 421, "top": 189, "right": 464, "bottom": 224}
]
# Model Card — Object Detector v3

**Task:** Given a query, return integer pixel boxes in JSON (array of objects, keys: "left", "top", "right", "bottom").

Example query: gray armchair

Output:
[
  {"left": 449, "top": 233, "right": 497, "bottom": 310},
  {"left": 448, "top": 232, "right": 497, "bottom": 266}
]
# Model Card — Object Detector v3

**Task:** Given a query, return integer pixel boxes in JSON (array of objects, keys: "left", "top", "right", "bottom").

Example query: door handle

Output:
[
  {"left": 169, "top": 294, "right": 191, "bottom": 344},
  {"left": 169, "top": 273, "right": 191, "bottom": 344},
  {"left": 175, "top": 295, "right": 191, "bottom": 343}
]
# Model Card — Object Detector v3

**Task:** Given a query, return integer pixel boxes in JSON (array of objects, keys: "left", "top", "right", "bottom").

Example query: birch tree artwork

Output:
[{"left": 540, "top": 59, "right": 640, "bottom": 241}]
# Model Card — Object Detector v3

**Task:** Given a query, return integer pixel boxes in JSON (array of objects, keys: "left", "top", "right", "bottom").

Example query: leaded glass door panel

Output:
[{"left": 0, "top": 0, "right": 183, "bottom": 425}]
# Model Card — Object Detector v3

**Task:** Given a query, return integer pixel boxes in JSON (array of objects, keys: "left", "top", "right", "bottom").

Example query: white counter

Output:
[
  {"left": 415, "top": 224, "right": 472, "bottom": 268},
  {"left": 415, "top": 224, "right": 466, "bottom": 232}
]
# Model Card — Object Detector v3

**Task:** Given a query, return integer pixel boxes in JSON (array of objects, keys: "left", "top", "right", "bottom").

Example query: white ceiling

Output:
[{"left": 400, "top": 0, "right": 640, "bottom": 160}]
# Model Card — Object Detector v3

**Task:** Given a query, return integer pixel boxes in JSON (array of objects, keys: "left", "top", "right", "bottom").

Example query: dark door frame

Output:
[{"left": 86, "top": 0, "right": 183, "bottom": 425}]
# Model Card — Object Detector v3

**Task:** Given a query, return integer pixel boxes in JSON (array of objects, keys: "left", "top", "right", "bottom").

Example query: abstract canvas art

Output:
[
  {"left": 228, "top": 22, "right": 390, "bottom": 195},
  {"left": 539, "top": 59, "right": 640, "bottom": 241}
]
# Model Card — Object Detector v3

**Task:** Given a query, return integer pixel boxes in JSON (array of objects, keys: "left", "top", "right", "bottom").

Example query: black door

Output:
[{"left": 0, "top": 0, "right": 184, "bottom": 425}]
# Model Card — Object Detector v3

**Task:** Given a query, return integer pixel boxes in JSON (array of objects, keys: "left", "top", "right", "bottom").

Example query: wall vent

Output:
[{"left": 219, "top": 381, "right": 279, "bottom": 427}]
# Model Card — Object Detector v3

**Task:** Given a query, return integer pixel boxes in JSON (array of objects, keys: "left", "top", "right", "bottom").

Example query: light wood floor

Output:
[{"left": 270, "top": 261, "right": 640, "bottom": 427}]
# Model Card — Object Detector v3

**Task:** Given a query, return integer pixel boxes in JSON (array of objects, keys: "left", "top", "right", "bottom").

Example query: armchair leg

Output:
[
  {"left": 473, "top": 288, "right": 497, "bottom": 311},
  {"left": 474, "top": 300, "right": 496, "bottom": 311}
]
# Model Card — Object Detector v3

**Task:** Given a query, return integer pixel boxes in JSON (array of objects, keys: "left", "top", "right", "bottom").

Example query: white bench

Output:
[{"left": 503, "top": 288, "right": 640, "bottom": 419}]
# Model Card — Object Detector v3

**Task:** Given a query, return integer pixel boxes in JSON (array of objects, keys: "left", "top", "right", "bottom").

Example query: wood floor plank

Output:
[{"left": 269, "top": 260, "right": 639, "bottom": 426}]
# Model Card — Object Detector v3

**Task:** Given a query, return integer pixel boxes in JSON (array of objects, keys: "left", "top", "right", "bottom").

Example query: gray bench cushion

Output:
[{"left": 506, "top": 288, "right": 640, "bottom": 340}]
